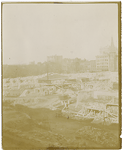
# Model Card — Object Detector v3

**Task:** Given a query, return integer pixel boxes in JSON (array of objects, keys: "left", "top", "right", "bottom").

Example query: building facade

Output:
[
  {"left": 47, "top": 55, "right": 63, "bottom": 73},
  {"left": 47, "top": 55, "right": 63, "bottom": 63},
  {"left": 96, "top": 38, "right": 118, "bottom": 72},
  {"left": 96, "top": 54, "right": 109, "bottom": 71},
  {"left": 90, "top": 60, "right": 96, "bottom": 72}
]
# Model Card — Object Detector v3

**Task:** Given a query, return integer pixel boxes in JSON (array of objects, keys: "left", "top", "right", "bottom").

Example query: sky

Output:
[{"left": 2, "top": 3, "right": 118, "bottom": 65}]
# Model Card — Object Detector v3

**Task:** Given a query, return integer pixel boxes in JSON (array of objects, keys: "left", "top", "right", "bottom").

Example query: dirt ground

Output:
[{"left": 2, "top": 101, "right": 120, "bottom": 149}]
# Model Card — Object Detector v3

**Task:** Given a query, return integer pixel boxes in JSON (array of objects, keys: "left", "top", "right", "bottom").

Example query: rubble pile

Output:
[
  {"left": 91, "top": 112, "right": 104, "bottom": 123},
  {"left": 92, "top": 81, "right": 113, "bottom": 91},
  {"left": 3, "top": 71, "right": 119, "bottom": 149}
]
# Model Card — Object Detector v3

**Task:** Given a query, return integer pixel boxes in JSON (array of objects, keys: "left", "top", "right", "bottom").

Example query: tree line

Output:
[{"left": 3, "top": 58, "right": 91, "bottom": 78}]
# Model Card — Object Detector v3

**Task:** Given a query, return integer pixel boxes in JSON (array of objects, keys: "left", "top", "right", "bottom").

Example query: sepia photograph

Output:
[{"left": 2, "top": 2, "right": 121, "bottom": 149}]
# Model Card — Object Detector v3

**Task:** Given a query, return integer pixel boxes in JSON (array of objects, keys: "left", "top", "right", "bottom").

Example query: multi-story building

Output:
[
  {"left": 96, "top": 38, "right": 118, "bottom": 72},
  {"left": 109, "top": 52, "right": 118, "bottom": 72},
  {"left": 47, "top": 55, "right": 63, "bottom": 63},
  {"left": 96, "top": 54, "right": 109, "bottom": 71},
  {"left": 62, "top": 58, "right": 75, "bottom": 73},
  {"left": 89, "top": 60, "right": 96, "bottom": 72},
  {"left": 47, "top": 55, "right": 63, "bottom": 73},
  {"left": 62, "top": 58, "right": 91, "bottom": 73}
]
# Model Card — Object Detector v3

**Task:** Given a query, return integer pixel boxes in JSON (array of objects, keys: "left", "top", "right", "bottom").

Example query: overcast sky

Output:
[{"left": 2, "top": 3, "right": 118, "bottom": 65}]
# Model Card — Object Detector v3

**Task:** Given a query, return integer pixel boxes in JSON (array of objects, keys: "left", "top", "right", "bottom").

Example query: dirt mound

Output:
[
  {"left": 76, "top": 126, "right": 119, "bottom": 148},
  {"left": 3, "top": 104, "right": 119, "bottom": 149}
]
